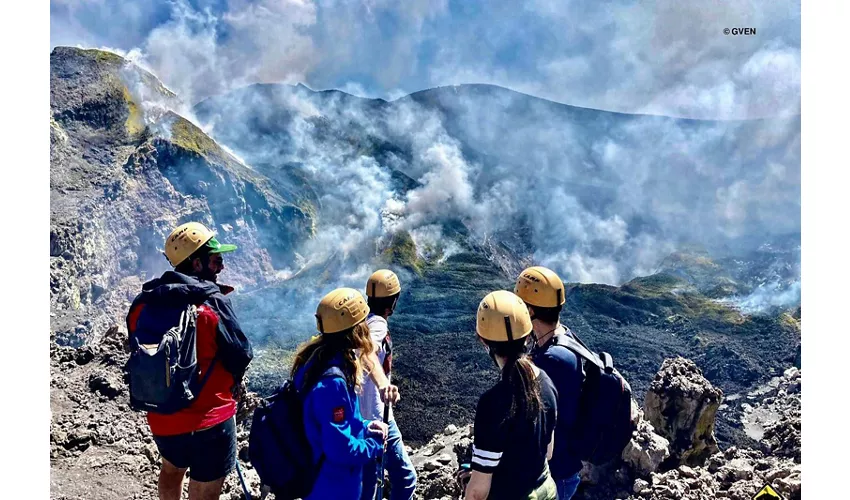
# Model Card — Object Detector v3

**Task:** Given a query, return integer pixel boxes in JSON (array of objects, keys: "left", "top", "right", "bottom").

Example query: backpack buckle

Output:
[{"left": 601, "top": 352, "right": 614, "bottom": 373}]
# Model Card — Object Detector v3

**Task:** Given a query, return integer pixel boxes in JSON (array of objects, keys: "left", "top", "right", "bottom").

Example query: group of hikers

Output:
[{"left": 127, "top": 222, "right": 634, "bottom": 500}]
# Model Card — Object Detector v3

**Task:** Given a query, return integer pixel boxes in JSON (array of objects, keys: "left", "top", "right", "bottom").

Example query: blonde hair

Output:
[{"left": 291, "top": 321, "right": 374, "bottom": 391}]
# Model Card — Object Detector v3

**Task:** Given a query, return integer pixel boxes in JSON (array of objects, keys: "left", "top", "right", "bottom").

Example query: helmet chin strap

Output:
[
  {"left": 528, "top": 306, "right": 538, "bottom": 339},
  {"left": 387, "top": 295, "right": 399, "bottom": 317},
  {"left": 526, "top": 334, "right": 537, "bottom": 353},
  {"left": 484, "top": 344, "right": 500, "bottom": 369},
  {"left": 527, "top": 308, "right": 541, "bottom": 347},
  {"left": 529, "top": 326, "right": 559, "bottom": 354}
]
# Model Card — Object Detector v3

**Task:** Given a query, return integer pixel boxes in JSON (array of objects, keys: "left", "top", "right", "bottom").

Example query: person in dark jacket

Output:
[
  {"left": 291, "top": 287, "right": 388, "bottom": 500},
  {"left": 514, "top": 266, "right": 583, "bottom": 500},
  {"left": 127, "top": 222, "right": 253, "bottom": 500},
  {"left": 464, "top": 290, "right": 558, "bottom": 500}
]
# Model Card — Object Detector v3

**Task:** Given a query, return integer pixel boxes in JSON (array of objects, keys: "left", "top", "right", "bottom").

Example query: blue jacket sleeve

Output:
[
  {"left": 309, "top": 377, "right": 383, "bottom": 466},
  {"left": 208, "top": 294, "right": 253, "bottom": 382}
]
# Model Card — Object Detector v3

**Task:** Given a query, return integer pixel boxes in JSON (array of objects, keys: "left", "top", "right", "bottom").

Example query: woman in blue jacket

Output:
[{"left": 292, "top": 287, "right": 389, "bottom": 500}]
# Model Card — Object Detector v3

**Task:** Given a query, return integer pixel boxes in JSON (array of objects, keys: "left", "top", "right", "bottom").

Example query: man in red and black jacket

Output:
[{"left": 127, "top": 222, "right": 253, "bottom": 500}]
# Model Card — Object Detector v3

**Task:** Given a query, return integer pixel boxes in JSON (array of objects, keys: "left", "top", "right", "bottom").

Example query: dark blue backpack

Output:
[
  {"left": 127, "top": 304, "right": 217, "bottom": 414},
  {"left": 555, "top": 333, "right": 636, "bottom": 464},
  {"left": 248, "top": 366, "right": 344, "bottom": 500}
]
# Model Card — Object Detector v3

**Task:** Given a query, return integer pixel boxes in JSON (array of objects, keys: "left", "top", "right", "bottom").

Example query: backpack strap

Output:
[
  {"left": 196, "top": 357, "right": 218, "bottom": 394},
  {"left": 553, "top": 333, "right": 606, "bottom": 371},
  {"left": 301, "top": 366, "right": 344, "bottom": 475},
  {"left": 320, "top": 366, "right": 345, "bottom": 381},
  {"left": 568, "top": 331, "right": 616, "bottom": 373},
  {"left": 180, "top": 304, "right": 220, "bottom": 396}
]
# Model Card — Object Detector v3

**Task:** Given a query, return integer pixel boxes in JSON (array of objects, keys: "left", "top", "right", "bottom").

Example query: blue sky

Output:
[{"left": 50, "top": 0, "right": 800, "bottom": 119}]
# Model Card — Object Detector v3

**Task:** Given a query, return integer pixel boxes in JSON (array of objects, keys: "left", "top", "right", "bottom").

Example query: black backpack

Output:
[
  {"left": 127, "top": 304, "right": 217, "bottom": 414},
  {"left": 554, "top": 332, "right": 636, "bottom": 464},
  {"left": 248, "top": 366, "right": 344, "bottom": 499}
]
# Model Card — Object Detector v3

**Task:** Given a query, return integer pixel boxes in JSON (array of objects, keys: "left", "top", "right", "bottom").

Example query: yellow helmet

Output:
[
  {"left": 476, "top": 290, "right": 533, "bottom": 342},
  {"left": 315, "top": 288, "right": 370, "bottom": 334},
  {"left": 366, "top": 269, "right": 402, "bottom": 298},
  {"left": 163, "top": 222, "right": 237, "bottom": 267},
  {"left": 514, "top": 266, "right": 565, "bottom": 308}
]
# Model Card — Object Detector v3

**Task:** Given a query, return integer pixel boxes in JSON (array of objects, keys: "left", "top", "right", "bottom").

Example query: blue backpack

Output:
[
  {"left": 555, "top": 333, "right": 636, "bottom": 464},
  {"left": 127, "top": 304, "right": 217, "bottom": 414},
  {"left": 248, "top": 366, "right": 344, "bottom": 500}
]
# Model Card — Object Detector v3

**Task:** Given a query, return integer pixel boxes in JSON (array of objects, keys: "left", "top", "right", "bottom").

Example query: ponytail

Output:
[{"left": 486, "top": 338, "right": 543, "bottom": 422}]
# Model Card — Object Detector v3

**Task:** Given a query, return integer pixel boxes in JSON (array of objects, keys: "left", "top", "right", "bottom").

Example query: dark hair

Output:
[
  {"left": 485, "top": 337, "right": 543, "bottom": 423},
  {"left": 530, "top": 304, "right": 562, "bottom": 325},
  {"left": 367, "top": 293, "right": 399, "bottom": 315},
  {"left": 174, "top": 244, "right": 212, "bottom": 275},
  {"left": 290, "top": 321, "right": 374, "bottom": 391}
]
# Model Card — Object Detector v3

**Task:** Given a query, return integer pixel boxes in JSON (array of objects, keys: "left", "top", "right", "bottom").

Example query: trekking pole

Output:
[
  {"left": 376, "top": 401, "right": 391, "bottom": 500},
  {"left": 235, "top": 460, "right": 253, "bottom": 500},
  {"left": 235, "top": 392, "right": 253, "bottom": 500}
]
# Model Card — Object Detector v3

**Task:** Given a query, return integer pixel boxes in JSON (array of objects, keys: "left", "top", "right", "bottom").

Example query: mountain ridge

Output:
[
  {"left": 49, "top": 46, "right": 801, "bottom": 499},
  {"left": 227, "top": 80, "right": 800, "bottom": 123}
]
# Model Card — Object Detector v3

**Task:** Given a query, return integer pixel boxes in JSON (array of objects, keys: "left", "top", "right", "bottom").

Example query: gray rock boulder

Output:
[
  {"left": 409, "top": 424, "right": 472, "bottom": 500},
  {"left": 644, "top": 357, "right": 722, "bottom": 467},
  {"left": 621, "top": 412, "right": 671, "bottom": 477},
  {"left": 626, "top": 368, "right": 802, "bottom": 500}
]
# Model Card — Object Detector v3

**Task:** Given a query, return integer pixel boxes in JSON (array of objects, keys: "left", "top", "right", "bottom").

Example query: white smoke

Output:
[
  {"left": 52, "top": 0, "right": 800, "bottom": 291},
  {"left": 124, "top": 0, "right": 318, "bottom": 105},
  {"left": 190, "top": 78, "right": 799, "bottom": 287},
  {"left": 409, "top": 225, "right": 462, "bottom": 263},
  {"left": 540, "top": 251, "right": 621, "bottom": 286},
  {"left": 385, "top": 140, "right": 480, "bottom": 232},
  {"left": 725, "top": 281, "right": 801, "bottom": 315}
]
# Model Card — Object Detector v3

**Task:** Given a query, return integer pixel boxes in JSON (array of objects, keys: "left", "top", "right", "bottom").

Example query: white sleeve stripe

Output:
[
  {"left": 472, "top": 456, "right": 500, "bottom": 468},
  {"left": 472, "top": 446, "right": 503, "bottom": 459}
]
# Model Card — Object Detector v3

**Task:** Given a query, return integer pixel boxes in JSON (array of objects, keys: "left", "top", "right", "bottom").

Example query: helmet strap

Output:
[
  {"left": 481, "top": 341, "right": 499, "bottom": 369},
  {"left": 388, "top": 295, "right": 399, "bottom": 316},
  {"left": 539, "top": 326, "right": 559, "bottom": 348},
  {"left": 503, "top": 316, "right": 514, "bottom": 342},
  {"left": 527, "top": 332, "right": 538, "bottom": 352},
  {"left": 488, "top": 350, "right": 499, "bottom": 370}
]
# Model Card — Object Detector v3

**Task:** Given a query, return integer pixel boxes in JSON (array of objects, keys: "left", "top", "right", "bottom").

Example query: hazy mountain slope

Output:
[
  {"left": 194, "top": 82, "right": 800, "bottom": 291},
  {"left": 234, "top": 242, "right": 800, "bottom": 448},
  {"left": 50, "top": 47, "right": 314, "bottom": 346},
  {"left": 191, "top": 80, "right": 801, "bottom": 447}
]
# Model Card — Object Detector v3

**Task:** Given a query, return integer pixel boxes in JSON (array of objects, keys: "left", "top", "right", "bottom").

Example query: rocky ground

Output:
[
  {"left": 409, "top": 358, "right": 801, "bottom": 500},
  {"left": 49, "top": 326, "right": 267, "bottom": 500},
  {"left": 240, "top": 250, "right": 802, "bottom": 450},
  {"left": 51, "top": 326, "right": 800, "bottom": 500}
]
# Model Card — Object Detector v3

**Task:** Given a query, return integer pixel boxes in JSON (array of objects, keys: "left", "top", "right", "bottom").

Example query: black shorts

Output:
[{"left": 152, "top": 417, "right": 236, "bottom": 482}]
